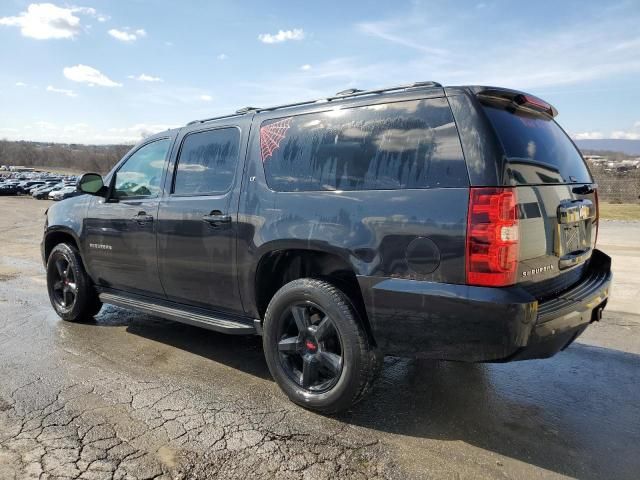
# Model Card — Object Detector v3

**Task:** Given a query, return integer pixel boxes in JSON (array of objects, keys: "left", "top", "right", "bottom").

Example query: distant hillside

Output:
[
  {"left": 574, "top": 139, "right": 640, "bottom": 156},
  {"left": 0, "top": 140, "right": 131, "bottom": 174}
]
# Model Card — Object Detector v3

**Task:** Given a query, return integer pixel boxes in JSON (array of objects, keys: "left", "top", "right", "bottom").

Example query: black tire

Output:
[
  {"left": 46, "top": 243, "right": 102, "bottom": 322},
  {"left": 263, "top": 278, "right": 380, "bottom": 414}
]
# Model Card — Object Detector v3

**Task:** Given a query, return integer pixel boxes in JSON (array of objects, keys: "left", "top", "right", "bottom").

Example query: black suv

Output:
[{"left": 42, "top": 82, "right": 612, "bottom": 413}]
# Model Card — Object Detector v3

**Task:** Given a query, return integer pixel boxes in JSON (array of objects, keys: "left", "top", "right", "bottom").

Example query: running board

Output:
[{"left": 99, "top": 292, "right": 257, "bottom": 335}]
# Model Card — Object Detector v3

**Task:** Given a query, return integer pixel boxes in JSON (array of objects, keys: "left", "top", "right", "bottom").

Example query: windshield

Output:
[{"left": 482, "top": 104, "right": 592, "bottom": 185}]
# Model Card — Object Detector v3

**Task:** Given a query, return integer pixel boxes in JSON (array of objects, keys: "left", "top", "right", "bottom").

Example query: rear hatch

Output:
[{"left": 474, "top": 89, "right": 597, "bottom": 300}]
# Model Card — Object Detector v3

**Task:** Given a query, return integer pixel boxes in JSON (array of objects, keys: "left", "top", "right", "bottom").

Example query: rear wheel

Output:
[
  {"left": 263, "top": 278, "right": 380, "bottom": 413},
  {"left": 46, "top": 243, "right": 102, "bottom": 322}
]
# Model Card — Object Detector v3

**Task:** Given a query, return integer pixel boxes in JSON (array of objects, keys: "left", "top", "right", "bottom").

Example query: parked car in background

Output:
[
  {"left": 17, "top": 180, "right": 45, "bottom": 194},
  {"left": 0, "top": 170, "right": 74, "bottom": 199},
  {"left": 0, "top": 183, "right": 19, "bottom": 195},
  {"left": 49, "top": 185, "right": 78, "bottom": 201},
  {"left": 28, "top": 182, "right": 55, "bottom": 195},
  {"left": 33, "top": 183, "right": 65, "bottom": 199}
]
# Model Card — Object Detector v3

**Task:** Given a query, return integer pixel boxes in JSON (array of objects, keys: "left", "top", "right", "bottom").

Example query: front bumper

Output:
[{"left": 358, "top": 249, "right": 612, "bottom": 362}]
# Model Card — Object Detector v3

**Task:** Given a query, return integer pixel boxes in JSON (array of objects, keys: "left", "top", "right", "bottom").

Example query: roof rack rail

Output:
[
  {"left": 185, "top": 110, "right": 249, "bottom": 126},
  {"left": 185, "top": 81, "right": 442, "bottom": 126},
  {"left": 254, "top": 81, "right": 442, "bottom": 113},
  {"left": 236, "top": 106, "right": 258, "bottom": 114},
  {"left": 325, "top": 81, "right": 442, "bottom": 101},
  {"left": 334, "top": 88, "right": 365, "bottom": 96},
  {"left": 254, "top": 98, "right": 324, "bottom": 113}
]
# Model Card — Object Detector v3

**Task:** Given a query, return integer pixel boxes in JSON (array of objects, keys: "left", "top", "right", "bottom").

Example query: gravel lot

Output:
[{"left": 0, "top": 196, "right": 638, "bottom": 480}]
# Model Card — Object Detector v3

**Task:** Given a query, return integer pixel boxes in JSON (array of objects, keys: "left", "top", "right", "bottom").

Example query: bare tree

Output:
[{"left": 0, "top": 140, "right": 132, "bottom": 174}]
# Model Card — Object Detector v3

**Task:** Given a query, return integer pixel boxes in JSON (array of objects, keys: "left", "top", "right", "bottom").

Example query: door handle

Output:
[
  {"left": 132, "top": 212, "right": 154, "bottom": 224},
  {"left": 202, "top": 211, "right": 232, "bottom": 226},
  {"left": 572, "top": 184, "right": 595, "bottom": 195}
]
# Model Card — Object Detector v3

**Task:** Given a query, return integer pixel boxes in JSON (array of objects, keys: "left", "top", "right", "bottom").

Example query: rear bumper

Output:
[{"left": 358, "top": 249, "right": 612, "bottom": 362}]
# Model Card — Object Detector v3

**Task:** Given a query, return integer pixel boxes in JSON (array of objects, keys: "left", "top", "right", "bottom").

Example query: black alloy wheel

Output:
[
  {"left": 46, "top": 243, "right": 102, "bottom": 321},
  {"left": 263, "top": 278, "right": 382, "bottom": 413},
  {"left": 277, "top": 302, "right": 343, "bottom": 392},
  {"left": 50, "top": 255, "right": 77, "bottom": 310}
]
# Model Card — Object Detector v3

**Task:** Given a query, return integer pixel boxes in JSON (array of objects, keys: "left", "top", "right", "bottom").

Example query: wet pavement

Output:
[{"left": 0, "top": 196, "right": 639, "bottom": 479}]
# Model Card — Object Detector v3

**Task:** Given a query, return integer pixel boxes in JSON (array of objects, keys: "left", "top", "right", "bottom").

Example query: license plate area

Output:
[
  {"left": 555, "top": 199, "right": 595, "bottom": 263},
  {"left": 559, "top": 222, "right": 587, "bottom": 254}
]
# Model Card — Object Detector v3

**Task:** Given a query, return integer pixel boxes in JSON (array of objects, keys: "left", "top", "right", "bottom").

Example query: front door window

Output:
[{"left": 115, "top": 139, "right": 171, "bottom": 198}]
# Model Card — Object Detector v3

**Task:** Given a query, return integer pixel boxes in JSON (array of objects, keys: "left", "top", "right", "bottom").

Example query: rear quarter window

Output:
[
  {"left": 482, "top": 105, "right": 592, "bottom": 185},
  {"left": 260, "top": 97, "right": 468, "bottom": 191}
]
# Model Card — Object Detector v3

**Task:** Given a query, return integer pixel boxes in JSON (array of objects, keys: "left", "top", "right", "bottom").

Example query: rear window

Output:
[
  {"left": 261, "top": 97, "right": 468, "bottom": 192},
  {"left": 482, "top": 105, "right": 592, "bottom": 185}
]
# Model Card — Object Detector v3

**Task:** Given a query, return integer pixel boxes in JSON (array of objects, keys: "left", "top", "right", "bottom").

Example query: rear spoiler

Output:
[{"left": 474, "top": 87, "right": 558, "bottom": 118}]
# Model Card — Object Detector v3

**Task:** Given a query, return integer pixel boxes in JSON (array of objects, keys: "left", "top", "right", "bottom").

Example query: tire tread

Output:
[
  {"left": 47, "top": 243, "right": 101, "bottom": 322},
  {"left": 263, "top": 278, "right": 380, "bottom": 413}
]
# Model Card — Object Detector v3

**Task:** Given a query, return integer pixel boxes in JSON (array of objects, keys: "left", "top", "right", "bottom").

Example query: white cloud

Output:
[
  {"left": 200, "top": 95, "right": 213, "bottom": 102},
  {"left": 108, "top": 27, "right": 146, "bottom": 42},
  {"left": 63, "top": 64, "right": 122, "bottom": 87},
  {"left": 573, "top": 121, "right": 640, "bottom": 141},
  {"left": 573, "top": 132, "right": 604, "bottom": 140},
  {"left": 611, "top": 131, "right": 640, "bottom": 140},
  {"left": 128, "top": 73, "right": 163, "bottom": 82},
  {"left": 0, "top": 4, "right": 106, "bottom": 40},
  {"left": 610, "top": 121, "right": 640, "bottom": 140},
  {"left": 71, "top": 7, "right": 95, "bottom": 16},
  {"left": 164, "top": 41, "right": 174, "bottom": 47},
  {"left": 217, "top": 53, "right": 228, "bottom": 60},
  {"left": 108, "top": 29, "right": 135, "bottom": 42},
  {"left": 300, "top": 64, "right": 312, "bottom": 71},
  {"left": 72, "top": 6, "right": 108, "bottom": 23},
  {"left": 15, "top": 82, "right": 27, "bottom": 87},
  {"left": 258, "top": 28, "right": 304, "bottom": 44},
  {"left": 0, "top": 3, "right": 82, "bottom": 39},
  {"left": 46, "top": 85, "right": 77, "bottom": 97}
]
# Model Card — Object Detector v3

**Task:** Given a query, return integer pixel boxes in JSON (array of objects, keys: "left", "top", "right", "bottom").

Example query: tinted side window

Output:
[
  {"left": 261, "top": 98, "right": 467, "bottom": 191},
  {"left": 173, "top": 128, "right": 240, "bottom": 195},
  {"left": 115, "top": 138, "right": 170, "bottom": 198}
]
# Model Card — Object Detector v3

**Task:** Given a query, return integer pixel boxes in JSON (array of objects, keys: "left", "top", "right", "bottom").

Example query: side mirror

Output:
[{"left": 77, "top": 173, "right": 105, "bottom": 195}]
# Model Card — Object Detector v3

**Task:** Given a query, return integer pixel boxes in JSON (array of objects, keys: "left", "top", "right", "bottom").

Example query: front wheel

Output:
[
  {"left": 262, "top": 278, "right": 380, "bottom": 414},
  {"left": 46, "top": 243, "right": 102, "bottom": 322}
]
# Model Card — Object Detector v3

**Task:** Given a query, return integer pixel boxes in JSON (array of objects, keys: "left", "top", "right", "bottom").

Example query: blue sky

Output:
[{"left": 1, "top": 0, "right": 639, "bottom": 144}]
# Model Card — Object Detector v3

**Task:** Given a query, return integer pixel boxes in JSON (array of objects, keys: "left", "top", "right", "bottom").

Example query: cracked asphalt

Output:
[{"left": 0, "top": 196, "right": 639, "bottom": 480}]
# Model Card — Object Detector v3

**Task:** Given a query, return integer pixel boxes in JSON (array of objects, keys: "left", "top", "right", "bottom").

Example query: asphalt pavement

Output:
[{"left": 0, "top": 196, "right": 638, "bottom": 480}]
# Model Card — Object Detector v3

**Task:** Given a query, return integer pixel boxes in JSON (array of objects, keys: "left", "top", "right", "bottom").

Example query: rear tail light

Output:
[{"left": 466, "top": 187, "right": 519, "bottom": 287}]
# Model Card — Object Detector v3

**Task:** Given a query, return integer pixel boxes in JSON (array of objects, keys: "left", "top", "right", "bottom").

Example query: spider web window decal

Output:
[{"left": 260, "top": 117, "right": 292, "bottom": 162}]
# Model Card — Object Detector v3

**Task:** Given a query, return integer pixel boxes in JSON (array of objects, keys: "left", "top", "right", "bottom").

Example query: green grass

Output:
[{"left": 599, "top": 202, "right": 640, "bottom": 221}]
